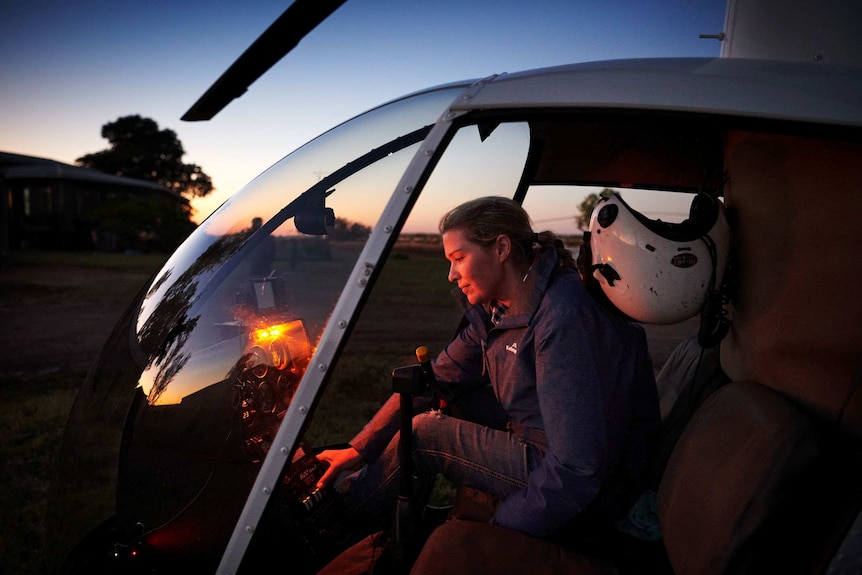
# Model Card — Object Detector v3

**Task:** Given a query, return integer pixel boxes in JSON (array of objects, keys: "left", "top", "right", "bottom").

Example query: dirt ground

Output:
[
  {"left": 0, "top": 255, "right": 167, "bottom": 575},
  {"left": 0, "top": 261, "right": 155, "bottom": 379}
]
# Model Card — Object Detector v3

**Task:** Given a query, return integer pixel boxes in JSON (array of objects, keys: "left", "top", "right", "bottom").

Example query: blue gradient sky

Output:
[{"left": 0, "top": 1, "right": 727, "bottom": 222}]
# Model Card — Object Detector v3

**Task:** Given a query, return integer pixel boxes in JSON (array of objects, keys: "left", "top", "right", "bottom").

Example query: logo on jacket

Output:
[{"left": 506, "top": 342, "right": 518, "bottom": 355}]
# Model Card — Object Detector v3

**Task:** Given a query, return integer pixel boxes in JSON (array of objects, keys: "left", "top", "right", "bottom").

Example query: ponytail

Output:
[{"left": 536, "top": 230, "right": 577, "bottom": 271}]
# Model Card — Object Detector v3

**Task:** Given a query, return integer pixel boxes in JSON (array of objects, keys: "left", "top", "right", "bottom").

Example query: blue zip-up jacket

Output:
[{"left": 351, "top": 245, "right": 659, "bottom": 538}]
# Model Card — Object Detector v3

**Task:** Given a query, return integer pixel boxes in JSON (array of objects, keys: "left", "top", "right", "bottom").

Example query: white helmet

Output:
[{"left": 586, "top": 192, "right": 730, "bottom": 325}]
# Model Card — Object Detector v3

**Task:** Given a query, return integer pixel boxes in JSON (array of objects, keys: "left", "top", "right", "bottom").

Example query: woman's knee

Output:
[
  {"left": 412, "top": 409, "right": 446, "bottom": 434},
  {"left": 411, "top": 410, "right": 457, "bottom": 449}
]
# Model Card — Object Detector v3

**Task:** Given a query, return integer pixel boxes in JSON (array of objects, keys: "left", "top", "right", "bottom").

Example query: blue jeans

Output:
[{"left": 340, "top": 409, "right": 544, "bottom": 521}]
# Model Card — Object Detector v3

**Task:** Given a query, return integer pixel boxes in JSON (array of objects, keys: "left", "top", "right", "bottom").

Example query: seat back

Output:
[
  {"left": 719, "top": 131, "right": 862, "bottom": 440},
  {"left": 655, "top": 129, "right": 862, "bottom": 574}
]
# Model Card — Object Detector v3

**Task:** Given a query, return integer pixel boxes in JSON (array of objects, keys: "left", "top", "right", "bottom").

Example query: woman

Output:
[{"left": 316, "top": 196, "right": 659, "bottom": 539}]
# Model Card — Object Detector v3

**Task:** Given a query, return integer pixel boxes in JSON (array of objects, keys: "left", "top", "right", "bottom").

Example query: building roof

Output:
[{"left": 0, "top": 151, "right": 185, "bottom": 200}]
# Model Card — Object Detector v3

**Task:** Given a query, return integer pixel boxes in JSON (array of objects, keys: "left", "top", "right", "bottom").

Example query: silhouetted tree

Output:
[
  {"left": 329, "top": 217, "right": 371, "bottom": 241},
  {"left": 77, "top": 115, "right": 213, "bottom": 199},
  {"left": 76, "top": 115, "right": 211, "bottom": 251}
]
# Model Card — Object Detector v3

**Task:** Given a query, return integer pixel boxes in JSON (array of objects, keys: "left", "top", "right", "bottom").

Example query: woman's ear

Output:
[{"left": 495, "top": 234, "right": 512, "bottom": 262}]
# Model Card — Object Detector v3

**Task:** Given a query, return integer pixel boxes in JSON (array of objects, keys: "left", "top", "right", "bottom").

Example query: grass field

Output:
[{"left": 0, "top": 251, "right": 168, "bottom": 575}]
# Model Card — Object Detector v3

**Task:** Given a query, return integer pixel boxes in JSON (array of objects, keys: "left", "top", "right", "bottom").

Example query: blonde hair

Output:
[{"left": 439, "top": 196, "right": 575, "bottom": 269}]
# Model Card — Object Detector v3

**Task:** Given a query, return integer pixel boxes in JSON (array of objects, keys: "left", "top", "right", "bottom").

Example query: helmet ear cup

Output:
[
  {"left": 596, "top": 204, "right": 619, "bottom": 228},
  {"left": 683, "top": 193, "right": 720, "bottom": 239},
  {"left": 689, "top": 192, "right": 711, "bottom": 220}
]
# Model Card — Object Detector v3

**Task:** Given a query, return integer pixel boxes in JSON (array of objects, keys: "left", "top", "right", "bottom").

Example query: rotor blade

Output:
[{"left": 181, "top": 0, "right": 348, "bottom": 122}]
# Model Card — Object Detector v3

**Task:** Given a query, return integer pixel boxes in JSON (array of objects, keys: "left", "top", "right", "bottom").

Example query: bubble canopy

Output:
[{"left": 48, "top": 84, "right": 467, "bottom": 573}]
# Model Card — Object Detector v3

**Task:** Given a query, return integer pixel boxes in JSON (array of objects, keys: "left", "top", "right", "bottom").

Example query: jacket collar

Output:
[
  {"left": 451, "top": 245, "right": 560, "bottom": 331},
  {"left": 497, "top": 244, "right": 558, "bottom": 328}
]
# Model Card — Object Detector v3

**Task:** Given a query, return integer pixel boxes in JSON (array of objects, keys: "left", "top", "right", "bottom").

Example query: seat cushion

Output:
[
  {"left": 657, "top": 381, "right": 820, "bottom": 574},
  {"left": 410, "top": 519, "right": 616, "bottom": 575}
]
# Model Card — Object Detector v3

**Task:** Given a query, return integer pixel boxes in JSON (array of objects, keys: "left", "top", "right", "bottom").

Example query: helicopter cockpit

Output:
[{"left": 48, "top": 57, "right": 862, "bottom": 575}]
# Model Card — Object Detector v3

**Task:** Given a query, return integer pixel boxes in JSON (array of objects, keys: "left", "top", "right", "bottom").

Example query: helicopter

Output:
[{"left": 45, "top": 0, "right": 861, "bottom": 573}]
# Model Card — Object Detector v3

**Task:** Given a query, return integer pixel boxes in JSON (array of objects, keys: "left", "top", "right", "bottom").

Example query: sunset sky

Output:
[{"left": 1, "top": 0, "right": 727, "bottom": 223}]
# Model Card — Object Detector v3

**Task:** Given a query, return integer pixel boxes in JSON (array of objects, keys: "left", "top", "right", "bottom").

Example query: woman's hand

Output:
[{"left": 316, "top": 446, "right": 365, "bottom": 489}]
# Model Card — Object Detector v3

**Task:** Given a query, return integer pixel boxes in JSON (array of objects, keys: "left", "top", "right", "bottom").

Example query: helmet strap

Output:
[{"left": 697, "top": 234, "right": 730, "bottom": 348}]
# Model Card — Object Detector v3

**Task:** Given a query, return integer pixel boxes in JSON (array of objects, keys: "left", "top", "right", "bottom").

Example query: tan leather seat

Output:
[
  {"left": 657, "top": 381, "right": 820, "bottom": 574},
  {"left": 410, "top": 519, "right": 615, "bottom": 575}
]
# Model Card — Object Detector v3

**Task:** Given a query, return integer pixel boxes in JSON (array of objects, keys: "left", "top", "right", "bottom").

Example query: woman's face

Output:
[{"left": 442, "top": 228, "right": 505, "bottom": 306}]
